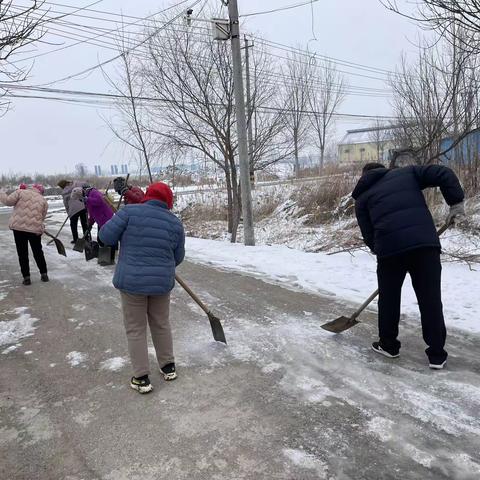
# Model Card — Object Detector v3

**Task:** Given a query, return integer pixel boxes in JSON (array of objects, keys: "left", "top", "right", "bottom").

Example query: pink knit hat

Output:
[{"left": 32, "top": 184, "right": 45, "bottom": 195}]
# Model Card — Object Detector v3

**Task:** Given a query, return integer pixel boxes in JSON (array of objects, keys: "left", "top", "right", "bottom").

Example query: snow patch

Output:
[
  {"left": 283, "top": 448, "right": 328, "bottom": 477},
  {"left": 367, "top": 417, "right": 395, "bottom": 442},
  {"left": 186, "top": 237, "right": 480, "bottom": 335},
  {"left": 0, "top": 311, "right": 38, "bottom": 346},
  {"left": 100, "top": 357, "right": 128, "bottom": 372},
  {"left": 2, "top": 344, "right": 20, "bottom": 354},
  {"left": 66, "top": 351, "right": 88, "bottom": 367}
]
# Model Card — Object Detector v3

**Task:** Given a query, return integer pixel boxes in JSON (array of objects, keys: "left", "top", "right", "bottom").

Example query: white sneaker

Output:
[{"left": 429, "top": 361, "right": 446, "bottom": 370}]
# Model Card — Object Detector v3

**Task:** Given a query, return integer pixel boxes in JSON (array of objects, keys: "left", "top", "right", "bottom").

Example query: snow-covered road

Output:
[{"left": 1, "top": 211, "right": 480, "bottom": 479}]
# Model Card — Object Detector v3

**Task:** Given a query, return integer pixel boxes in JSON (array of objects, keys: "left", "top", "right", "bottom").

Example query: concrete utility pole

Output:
[
  {"left": 227, "top": 0, "right": 255, "bottom": 246},
  {"left": 244, "top": 36, "right": 255, "bottom": 189}
]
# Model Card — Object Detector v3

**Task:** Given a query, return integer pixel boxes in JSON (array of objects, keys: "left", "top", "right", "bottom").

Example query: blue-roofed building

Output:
[{"left": 440, "top": 128, "right": 480, "bottom": 166}]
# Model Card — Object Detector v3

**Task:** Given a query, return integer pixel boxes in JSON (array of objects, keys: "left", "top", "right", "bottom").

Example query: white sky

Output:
[{"left": 0, "top": 0, "right": 420, "bottom": 175}]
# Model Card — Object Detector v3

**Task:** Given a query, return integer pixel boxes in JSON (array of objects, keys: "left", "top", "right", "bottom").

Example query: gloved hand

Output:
[
  {"left": 446, "top": 201, "right": 466, "bottom": 225},
  {"left": 113, "top": 177, "right": 128, "bottom": 195}
]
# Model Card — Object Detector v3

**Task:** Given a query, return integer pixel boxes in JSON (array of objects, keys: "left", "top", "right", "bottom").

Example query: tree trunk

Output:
[
  {"left": 319, "top": 145, "right": 325, "bottom": 174},
  {"left": 294, "top": 128, "right": 300, "bottom": 178},
  {"left": 225, "top": 164, "right": 234, "bottom": 235}
]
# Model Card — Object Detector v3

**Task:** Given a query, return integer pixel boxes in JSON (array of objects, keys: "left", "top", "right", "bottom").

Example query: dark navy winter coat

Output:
[
  {"left": 99, "top": 200, "right": 185, "bottom": 295},
  {"left": 352, "top": 165, "right": 464, "bottom": 258}
]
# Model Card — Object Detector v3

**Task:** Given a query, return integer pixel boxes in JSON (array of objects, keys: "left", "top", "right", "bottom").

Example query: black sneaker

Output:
[
  {"left": 130, "top": 375, "right": 153, "bottom": 394},
  {"left": 22, "top": 276, "right": 31, "bottom": 286},
  {"left": 372, "top": 342, "right": 400, "bottom": 359},
  {"left": 70, "top": 240, "right": 76, "bottom": 244},
  {"left": 429, "top": 360, "right": 447, "bottom": 370},
  {"left": 41, "top": 274, "right": 49, "bottom": 282},
  {"left": 160, "top": 363, "right": 177, "bottom": 381}
]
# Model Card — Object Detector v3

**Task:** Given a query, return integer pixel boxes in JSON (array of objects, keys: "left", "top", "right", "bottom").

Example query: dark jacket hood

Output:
[{"left": 352, "top": 168, "right": 389, "bottom": 199}]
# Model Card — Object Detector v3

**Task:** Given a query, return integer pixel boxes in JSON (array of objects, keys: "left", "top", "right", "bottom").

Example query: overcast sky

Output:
[{"left": 0, "top": 0, "right": 419, "bottom": 175}]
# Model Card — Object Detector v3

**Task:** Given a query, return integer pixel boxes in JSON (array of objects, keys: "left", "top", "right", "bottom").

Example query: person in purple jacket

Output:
[
  {"left": 84, "top": 187, "right": 115, "bottom": 262},
  {"left": 84, "top": 187, "right": 114, "bottom": 230}
]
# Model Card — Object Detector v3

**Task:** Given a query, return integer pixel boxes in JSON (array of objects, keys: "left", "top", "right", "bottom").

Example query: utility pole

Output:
[
  {"left": 244, "top": 35, "right": 255, "bottom": 189},
  {"left": 227, "top": 0, "right": 255, "bottom": 246}
]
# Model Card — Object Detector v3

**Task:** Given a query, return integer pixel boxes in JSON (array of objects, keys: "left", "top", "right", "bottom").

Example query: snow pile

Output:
[{"left": 0, "top": 308, "right": 38, "bottom": 347}]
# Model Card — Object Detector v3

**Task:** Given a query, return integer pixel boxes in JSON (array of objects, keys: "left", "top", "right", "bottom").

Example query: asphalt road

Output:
[{"left": 1, "top": 212, "right": 480, "bottom": 480}]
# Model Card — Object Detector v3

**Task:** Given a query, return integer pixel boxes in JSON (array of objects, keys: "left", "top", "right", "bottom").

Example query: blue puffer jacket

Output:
[
  {"left": 352, "top": 165, "right": 464, "bottom": 258},
  {"left": 99, "top": 200, "right": 185, "bottom": 295}
]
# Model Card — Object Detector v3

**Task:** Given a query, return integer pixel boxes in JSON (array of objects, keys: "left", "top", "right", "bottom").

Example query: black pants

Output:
[
  {"left": 13, "top": 230, "right": 48, "bottom": 278},
  {"left": 377, "top": 247, "right": 447, "bottom": 364},
  {"left": 70, "top": 209, "right": 88, "bottom": 242}
]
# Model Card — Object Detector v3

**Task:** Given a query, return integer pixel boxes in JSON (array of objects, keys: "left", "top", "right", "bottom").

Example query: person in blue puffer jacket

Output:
[{"left": 99, "top": 182, "right": 185, "bottom": 394}]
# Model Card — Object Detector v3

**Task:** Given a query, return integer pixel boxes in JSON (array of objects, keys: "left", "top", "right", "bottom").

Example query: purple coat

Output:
[{"left": 86, "top": 189, "right": 114, "bottom": 228}]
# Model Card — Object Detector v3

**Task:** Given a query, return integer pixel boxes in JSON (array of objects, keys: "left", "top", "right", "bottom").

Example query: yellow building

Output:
[{"left": 338, "top": 126, "right": 397, "bottom": 165}]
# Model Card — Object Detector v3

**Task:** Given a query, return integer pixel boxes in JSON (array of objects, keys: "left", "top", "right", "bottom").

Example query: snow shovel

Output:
[
  {"left": 98, "top": 246, "right": 115, "bottom": 266},
  {"left": 84, "top": 239, "right": 99, "bottom": 262},
  {"left": 175, "top": 274, "right": 227, "bottom": 344},
  {"left": 47, "top": 215, "right": 69, "bottom": 245},
  {"left": 73, "top": 228, "right": 92, "bottom": 253},
  {"left": 44, "top": 231, "right": 67, "bottom": 257},
  {"left": 321, "top": 222, "right": 451, "bottom": 333}
]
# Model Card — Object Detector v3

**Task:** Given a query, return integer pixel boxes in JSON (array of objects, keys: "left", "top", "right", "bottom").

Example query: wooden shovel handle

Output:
[{"left": 175, "top": 274, "right": 210, "bottom": 316}]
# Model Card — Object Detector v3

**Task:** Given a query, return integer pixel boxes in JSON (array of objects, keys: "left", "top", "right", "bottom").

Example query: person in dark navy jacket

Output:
[
  {"left": 100, "top": 182, "right": 185, "bottom": 394},
  {"left": 352, "top": 163, "right": 465, "bottom": 369}
]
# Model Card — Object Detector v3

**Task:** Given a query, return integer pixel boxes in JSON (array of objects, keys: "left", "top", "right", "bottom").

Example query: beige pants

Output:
[{"left": 120, "top": 291, "right": 174, "bottom": 378}]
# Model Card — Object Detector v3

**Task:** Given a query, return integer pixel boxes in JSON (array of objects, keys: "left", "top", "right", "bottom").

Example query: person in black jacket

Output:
[{"left": 352, "top": 163, "right": 465, "bottom": 369}]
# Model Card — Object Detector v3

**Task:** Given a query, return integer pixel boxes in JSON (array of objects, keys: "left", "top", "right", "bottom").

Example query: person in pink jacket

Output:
[{"left": 0, "top": 184, "right": 49, "bottom": 285}]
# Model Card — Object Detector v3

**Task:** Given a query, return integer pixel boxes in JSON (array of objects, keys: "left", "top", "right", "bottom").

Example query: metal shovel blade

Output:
[
  {"left": 98, "top": 246, "right": 114, "bottom": 266},
  {"left": 73, "top": 238, "right": 86, "bottom": 253},
  {"left": 321, "top": 315, "right": 359, "bottom": 333},
  {"left": 207, "top": 311, "right": 227, "bottom": 344},
  {"left": 44, "top": 231, "right": 67, "bottom": 257},
  {"left": 52, "top": 237, "right": 67, "bottom": 257}
]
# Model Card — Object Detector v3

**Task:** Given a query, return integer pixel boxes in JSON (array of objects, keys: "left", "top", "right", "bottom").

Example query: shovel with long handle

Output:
[
  {"left": 175, "top": 274, "right": 227, "bottom": 344},
  {"left": 47, "top": 215, "right": 69, "bottom": 245},
  {"left": 321, "top": 222, "right": 451, "bottom": 333},
  {"left": 116, "top": 173, "right": 130, "bottom": 210},
  {"left": 44, "top": 231, "right": 67, "bottom": 257}
]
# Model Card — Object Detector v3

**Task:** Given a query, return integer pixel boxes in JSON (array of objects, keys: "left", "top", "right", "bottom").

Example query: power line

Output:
[
  {"left": 0, "top": 83, "right": 399, "bottom": 119},
  {"left": 240, "top": 0, "right": 320, "bottom": 18},
  {"left": 34, "top": 0, "right": 205, "bottom": 86}
]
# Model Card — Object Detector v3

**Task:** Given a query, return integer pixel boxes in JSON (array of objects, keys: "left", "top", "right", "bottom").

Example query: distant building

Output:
[
  {"left": 120, "top": 164, "right": 129, "bottom": 174},
  {"left": 338, "top": 126, "right": 399, "bottom": 165},
  {"left": 440, "top": 128, "right": 480, "bottom": 166},
  {"left": 94, "top": 165, "right": 102, "bottom": 176},
  {"left": 110, "top": 165, "right": 119, "bottom": 175}
]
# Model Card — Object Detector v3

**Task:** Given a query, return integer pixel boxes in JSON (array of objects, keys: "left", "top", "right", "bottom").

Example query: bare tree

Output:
[
  {"left": 389, "top": 40, "right": 475, "bottom": 164},
  {"left": 383, "top": 1, "right": 480, "bottom": 54},
  {"left": 307, "top": 58, "right": 346, "bottom": 172},
  {"left": 0, "top": 1, "right": 46, "bottom": 113},
  {"left": 102, "top": 36, "right": 157, "bottom": 183},
  {"left": 281, "top": 51, "right": 312, "bottom": 177},
  {"left": 136, "top": 22, "right": 289, "bottom": 242}
]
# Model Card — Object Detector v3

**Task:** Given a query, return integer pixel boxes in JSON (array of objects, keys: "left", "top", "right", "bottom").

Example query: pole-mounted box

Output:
[{"left": 211, "top": 18, "right": 230, "bottom": 41}]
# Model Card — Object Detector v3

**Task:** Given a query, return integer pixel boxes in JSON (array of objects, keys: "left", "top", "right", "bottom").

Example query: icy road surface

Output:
[{"left": 1, "top": 212, "right": 479, "bottom": 480}]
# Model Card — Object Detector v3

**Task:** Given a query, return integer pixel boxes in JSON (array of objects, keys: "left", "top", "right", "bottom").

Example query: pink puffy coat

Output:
[{"left": 0, "top": 189, "right": 48, "bottom": 235}]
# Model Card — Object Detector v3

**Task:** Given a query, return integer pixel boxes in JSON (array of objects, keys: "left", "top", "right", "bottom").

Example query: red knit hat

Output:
[{"left": 142, "top": 182, "right": 174, "bottom": 210}]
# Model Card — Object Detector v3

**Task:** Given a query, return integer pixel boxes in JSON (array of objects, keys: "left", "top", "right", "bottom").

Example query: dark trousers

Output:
[
  {"left": 377, "top": 247, "right": 447, "bottom": 364},
  {"left": 70, "top": 209, "right": 88, "bottom": 242},
  {"left": 13, "top": 230, "right": 48, "bottom": 278}
]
